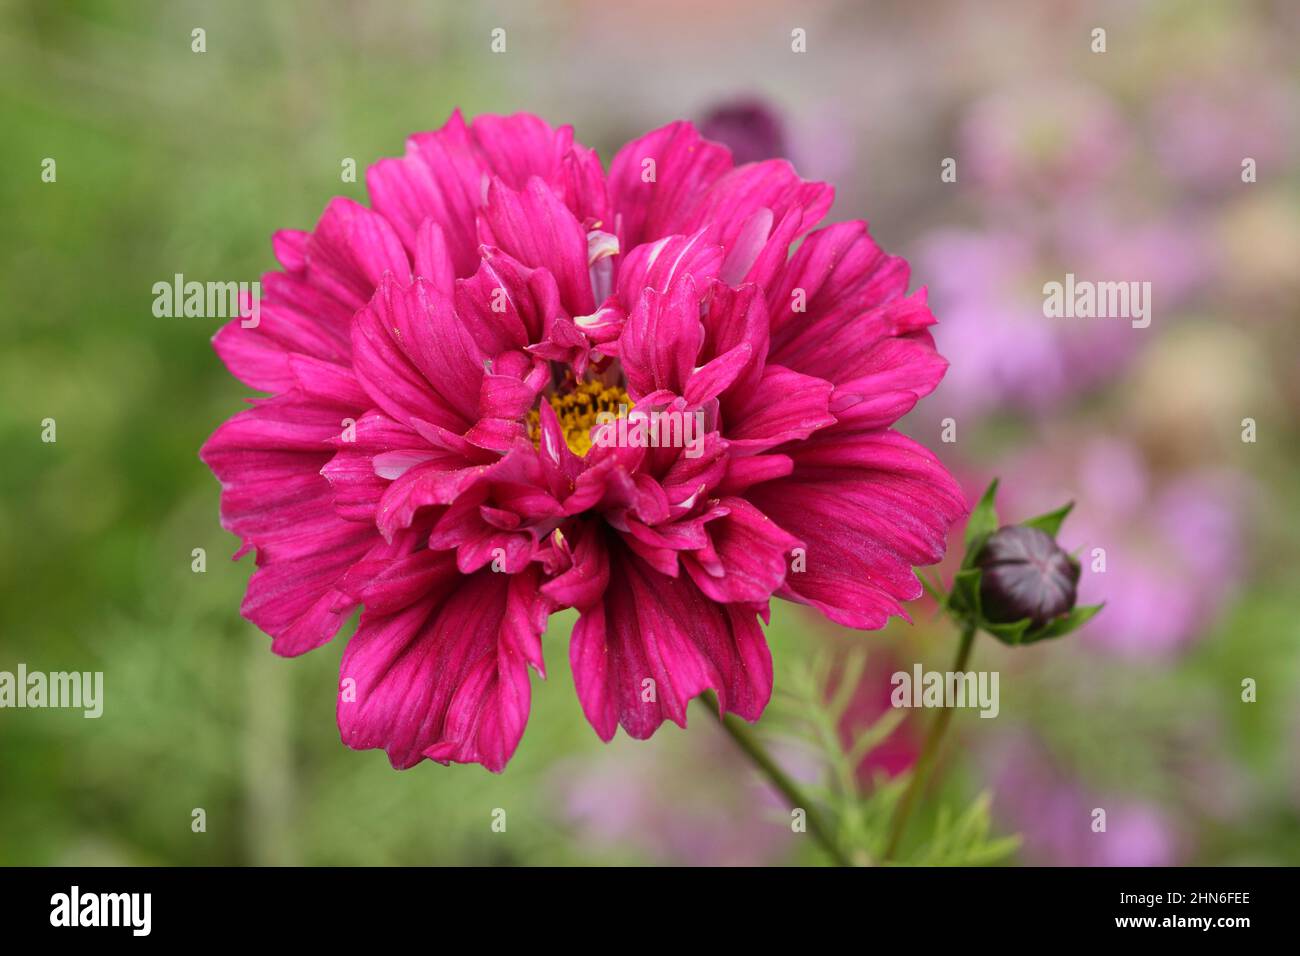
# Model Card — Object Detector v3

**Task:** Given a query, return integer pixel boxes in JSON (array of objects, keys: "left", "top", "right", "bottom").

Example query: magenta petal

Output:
[
  {"left": 202, "top": 396, "right": 353, "bottom": 540},
  {"left": 684, "top": 341, "right": 751, "bottom": 407},
  {"left": 775, "top": 284, "right": 946, "bottom": 401},
  {"left": 244, "top": 525, "right": 390, "bottom": 657},
  {"left": 748, "top": 428, "right": 966, "bottom": 630},
  {"left": 718, "top": 207, "right": 773, "bottom": 284},
  {"left": 741, "top": 206, "right": 808, "bottom": 289},
  {"left": 684, "top": 497, "right": 800, "bottom": 604},
  {"left": 680, "top": 160, "right": 833, "bottom": 260},
  {"left": 768, "top": 220, "right": 914, "bottom": 363},
  {"left": 619, "top": 274, "right": 703, "bottom": 399},
  {"left": 272, "top": 229, "right": 309, "bottom": 272},
  {"left": 479, "top": 176, "right": 595, "bottom": 316},
  {"left": 287, "top": 354, "right": 371, "bottom": 408},
  {"left": 455, "top": 248, "right": 563, "bottom": 355},
  {"left": 614, "top": 230, "right": 723, "bottom": 309},
  {"left": 463, "top": 416, "right": 528, "bottom": 452},
  {"left": 320, "top": 411, "right": 426, "bottom": 521},
  {"left": 351, "top": 299, "right": 462, "bottom": 431},
  {"left": 466, "top": 113, "right": 574, "bottom": 190},
  {"left": 570, "top": 531, "right": 773, "bottom": 741},
  {"left": 835, "top": 332, "right": 948, "bottom": 405},
  {"left": 337, "top": 546, "right": 456, "bottom": 615},
  {"left": 698, "top": 281, "right": 770, "bottom": 396},
  {"left": 428, "top": 493, "right": 541, "bottom": 575},
  {"left": 556, "top": 143, "right": 611, "bottom": 224},
  {"left": 338, "top": 565, "right": 549, "bottom": 771},
  {"left": 200, "top": 394, "right": 387, "bottom": 654},
  {"left": 479, "top": 361, "right": 547, "bottom": 419},
  {"left": 376, "top": 458, "right": 493, "bottom": 540},
  {"left": 542, "top": 520, "right": 610, "bottom": 610},
  {"left": 210, "top": 317, "right": 298, "bottom": 394},
  {"left": 366, "top": 110, "right": 485, "bottom": 275},
  {"left": 306, "top": 198, "right": 411, "bottom": 309},
  {"left": 371, "top": 449, "right": 440, "bottom": 480},
  {"left": 211, "top": 289, "right": 353, "bottom": 394},
  {"left": 606, "top": 121, "right": 733, "bottom": 249},
  {"left": 351, "top": 275, "right": 484, "bottom": 431},
  {"left": 826, "top": 389, "right": 923, "bottom": 432},
  {"left": 717, "top": 453, "right": 795, "bottom": 494},
  {"left": 413, "top": 219, "right": 456, "bottom": 292},
  {"left": 722, "top": 364, "right": 835, "bottom": 450}
]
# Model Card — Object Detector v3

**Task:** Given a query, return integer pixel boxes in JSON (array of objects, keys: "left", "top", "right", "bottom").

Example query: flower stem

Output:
[
  {"left": 883, "top": 620, "right": 978, "bottom": 862},
  {"left": 699, "top": 691, "right": 853, "bottom": 867}
]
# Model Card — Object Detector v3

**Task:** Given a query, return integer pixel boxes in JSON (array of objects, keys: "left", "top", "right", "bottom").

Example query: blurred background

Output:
[{"left": 1, "top": 0, "right": 1297, "bottom": 865}]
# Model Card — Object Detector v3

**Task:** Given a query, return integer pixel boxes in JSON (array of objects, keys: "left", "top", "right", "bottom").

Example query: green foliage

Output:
[{"left": 763, "top": 649, "right": 1019, "bottom": 866}]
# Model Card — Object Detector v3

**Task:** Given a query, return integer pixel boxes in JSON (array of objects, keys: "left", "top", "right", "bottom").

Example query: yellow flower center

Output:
[{"left": 527, "top": 380, "right": 630, "bottom": 457}]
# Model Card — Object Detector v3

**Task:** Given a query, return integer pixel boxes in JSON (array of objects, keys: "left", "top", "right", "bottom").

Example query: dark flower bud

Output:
[
  {"left": 699, "top": 99, "right": 788, "bottom": 165},
  {"left": 976, "top": 525, "right": 1080, "bottom": 627}
]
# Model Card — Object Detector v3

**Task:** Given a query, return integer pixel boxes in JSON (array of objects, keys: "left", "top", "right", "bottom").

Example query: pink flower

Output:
[
  {"left": 958, "top": 84, "right": 1131, "bottom": 201},
  {"left": 200, "top": 111, "right": 963, "bottom": 771},
  {"left": 699, "top": 98, "right": 788, "bottom": 166},
  {"left": 834, "top": 649, "right": 921, "bottom": 784},
  {"left": 986, "top": 733, "right": 1183, "bottom": 867}
]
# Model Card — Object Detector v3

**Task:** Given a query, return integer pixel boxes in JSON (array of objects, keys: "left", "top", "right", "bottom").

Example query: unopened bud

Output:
[{"left": 976, "top": 525, "right": 1079, "bottom": 627}]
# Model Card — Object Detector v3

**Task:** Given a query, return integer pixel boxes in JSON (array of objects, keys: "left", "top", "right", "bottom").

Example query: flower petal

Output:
[
  {"left": 479, "top": 176, "right": 595, "bottom": 315},
  {"left": 338, "top": 563, "right": 548, "bottom": 771},
  {"left": 351, "top": 275, "right": 484, "bottom": 430},
  {"left": 569, "top": 531, "right": 773, "bottom": 741},
  {"left": 366, "top": 110, "right": 486, "bottom": 275},
  {"left": 684, "top": 497, "right": 800, "bottom": 604},
  {"left": 200, "top": 394, "right": 384, "bottom": 655},
  {"left": 747, "top": 428, "right": 966, "bottom": 629},
  {"left": 721, "top": 364, "right": 835, "bottom": 450},
  {"left": 607, "top": 121, "right": 733, "bottom": 249},
  {"left": 619, "top": 274, "right": 703, "bottom": 399}
]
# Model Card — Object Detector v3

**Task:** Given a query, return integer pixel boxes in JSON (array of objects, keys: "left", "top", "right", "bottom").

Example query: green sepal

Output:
[
  {"left": 983, "top": 617, "right": 1034, "bottom": 646},
  {"left": 918, "top": 570, "right": 947, "bottom": 605},
  {"left": 961, "top": 479, "right": 1000, "bottom": 569},
  {"left": 1025, "top": 602, "right": 1105, "bottom": 642},
  {"left": 1021, "top": 500, "right": 1075, "bottom": 538},
  {"left": 948, "top": 567, "right": 983, "bottom": 620}
]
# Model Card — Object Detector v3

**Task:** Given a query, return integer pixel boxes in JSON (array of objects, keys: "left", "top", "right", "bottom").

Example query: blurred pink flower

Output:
[
  {"left": 833, "top": 649, "right": 920, "bottom": 784},
  {"left": 988, "top": 733, "right": 1182, "bottom": 866},
  {"left": 915, "top": 210, "right": 1207, "bottom": 422},
  {"left": 1153, "top": 80, "right": 1295, "bottom": 192},
  {"left": 958, "top": 85, "right": 1131, "bottom": 199},
  {"left": 554, "top": 738, "right": 794, "bottom": 865},
  {"left": 700, "top": 98, "right": 788, "bottom": 165}
]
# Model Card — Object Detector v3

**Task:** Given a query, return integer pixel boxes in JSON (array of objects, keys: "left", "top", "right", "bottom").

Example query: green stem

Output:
[
  {"left": 699, "top": 691, "right": 853, "bottom": 867},
  {"left": 883, "top": 621, "right": 978, "bottom": 862}
]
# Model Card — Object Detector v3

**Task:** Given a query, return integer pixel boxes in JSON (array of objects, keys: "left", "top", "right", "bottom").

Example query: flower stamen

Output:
[{"left": 527, "top": 379, "right": 629, "bottom": 457}]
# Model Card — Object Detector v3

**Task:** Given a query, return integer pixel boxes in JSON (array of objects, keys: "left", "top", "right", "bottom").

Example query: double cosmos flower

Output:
[{"left": 201, "top": 111, "right": 965, "bottom": 771}]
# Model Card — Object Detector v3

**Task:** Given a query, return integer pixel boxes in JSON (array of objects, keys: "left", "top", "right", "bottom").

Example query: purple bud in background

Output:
[
  {"left": 699, "top": 98, "right": 788, "bottom": 164},
  {"left": 977, "top": 525, "right": 1080, "bottom": 627}
]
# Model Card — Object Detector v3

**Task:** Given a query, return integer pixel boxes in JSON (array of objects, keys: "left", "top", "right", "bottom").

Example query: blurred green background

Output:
[{"left": 2, "top": 0, "right": 1298, "bottom": 865}]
